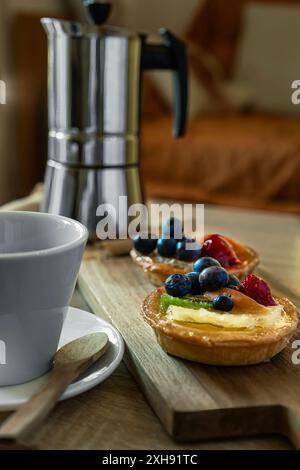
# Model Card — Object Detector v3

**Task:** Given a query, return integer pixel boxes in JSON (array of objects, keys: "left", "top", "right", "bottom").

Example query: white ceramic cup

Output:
[{"left": 0, "top": 212, "right": 88, "bottom": 386}]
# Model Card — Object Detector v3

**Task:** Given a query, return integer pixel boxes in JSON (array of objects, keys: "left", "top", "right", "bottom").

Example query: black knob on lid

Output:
[{"left": 83, "top": 0, "right": 112, "bottom": 25}]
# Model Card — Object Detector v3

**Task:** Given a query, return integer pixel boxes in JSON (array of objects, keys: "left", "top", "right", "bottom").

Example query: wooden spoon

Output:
[{"left": 0, "top": 332, "right": 109, "bottom": 445}]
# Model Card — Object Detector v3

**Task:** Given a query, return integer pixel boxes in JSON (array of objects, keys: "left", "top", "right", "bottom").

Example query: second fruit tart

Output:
[{"left": 131, "top": 218, "right": 259, "bottom": 285}]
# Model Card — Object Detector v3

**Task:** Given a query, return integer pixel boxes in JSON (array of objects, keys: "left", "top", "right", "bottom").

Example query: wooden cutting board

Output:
[{"left": 78, "top": 247, "right": 300, "bottom": 447}]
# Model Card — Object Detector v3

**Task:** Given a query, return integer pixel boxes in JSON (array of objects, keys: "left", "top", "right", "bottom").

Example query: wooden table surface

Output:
[{"left": 0, "top": 204, "right": 299, "bottom": 450}]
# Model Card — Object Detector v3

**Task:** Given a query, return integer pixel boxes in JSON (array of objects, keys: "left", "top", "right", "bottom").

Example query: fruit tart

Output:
[
  {"left": 131, "top": 218, "right": 259, "bottom": 286},
  {"left": 142, "top": 269, "right": 297, "bottom": 366}
]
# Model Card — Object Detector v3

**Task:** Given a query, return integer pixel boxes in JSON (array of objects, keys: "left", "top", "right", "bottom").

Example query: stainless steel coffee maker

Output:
[{"left": 41, "top": 0, "right": 187, "bottom": 238}]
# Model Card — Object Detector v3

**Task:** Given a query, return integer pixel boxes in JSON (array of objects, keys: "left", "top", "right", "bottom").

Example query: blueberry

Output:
[
  {"left": 212, "top": 294, "right": 234, "bottom": 312},
  {"left": 227, "top": 273, "right": 240, "bottom": 287},
  {"left": 199, "top": 266, "right": 229, "bottom": 291},
  {"left": 186, "top": 272, "right": 205, "bottom": 294},
  {"left": 176, "top": 239, "right": 202, "bottom": 262},
  {"left": 165, "top": 274, "right": 192, "bottom": 297},
  {"left": 157, "top": 237, "right": 177, "bottom": 257},
  {"left": 193, "top": 256, "right": 221, "bottom": 273},
  {"left": 133, "top": 234, "right": 157, "bottom": 255},
  {"left": 162, "top": 217, "right": 183, "bottom": 239}
]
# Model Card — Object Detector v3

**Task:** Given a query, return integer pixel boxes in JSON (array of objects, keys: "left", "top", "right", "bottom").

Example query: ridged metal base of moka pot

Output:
[{"left": 42, "top": 160, "right": 143, "bottom": 240}]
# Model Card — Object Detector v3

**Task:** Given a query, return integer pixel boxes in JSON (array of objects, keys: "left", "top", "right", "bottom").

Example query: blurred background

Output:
[{"left": 0, "top": 0, "right": 300, "bottom": 213}]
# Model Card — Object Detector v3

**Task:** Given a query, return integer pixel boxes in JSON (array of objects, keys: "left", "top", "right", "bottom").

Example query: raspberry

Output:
[
  {"left": 240, "top": 274, "right": 277, "bottom": 306},
  {"left": 201, "top": 234, "right": 241, "bottom": 268}
]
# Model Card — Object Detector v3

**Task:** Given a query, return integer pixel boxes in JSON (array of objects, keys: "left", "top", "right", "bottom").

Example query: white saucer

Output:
[{"left": 0, "top": 307, "right": 124, "bottom": 411}]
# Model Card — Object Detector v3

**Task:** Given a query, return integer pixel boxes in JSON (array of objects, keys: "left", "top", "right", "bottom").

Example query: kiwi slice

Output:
[{"left": 160, "top": 294, "right": 212, "bottom": 314}]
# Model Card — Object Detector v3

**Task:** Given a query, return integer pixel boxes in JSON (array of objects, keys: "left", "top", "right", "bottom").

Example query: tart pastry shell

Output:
[
  {"left": 142, "top": 288, "right": 298, "bottom": 366},
  {"left": 131, "top": 237, "right": 259, "bottom": 286}
]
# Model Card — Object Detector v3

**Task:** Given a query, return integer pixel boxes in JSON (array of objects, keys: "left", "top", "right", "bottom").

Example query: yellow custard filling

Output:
[{"left": 166, "top": 305, "right": 286, "bottom": 330}]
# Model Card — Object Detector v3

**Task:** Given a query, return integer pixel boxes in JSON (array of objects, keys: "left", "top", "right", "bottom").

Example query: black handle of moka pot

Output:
[
  {"left": 83, "top": 0, "right": 112, "bottom": 25},
  {"left": 142, "top": 29, "right": 188, "bottom": 137}
]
